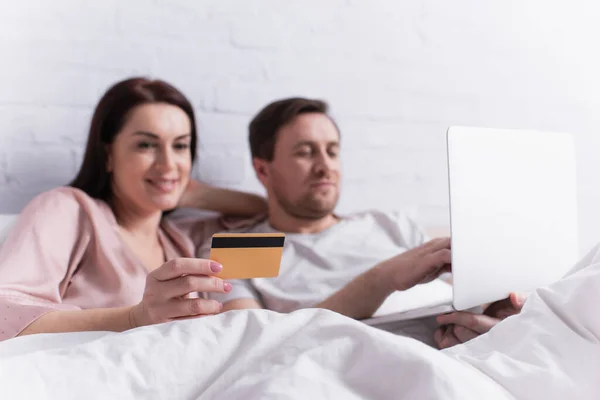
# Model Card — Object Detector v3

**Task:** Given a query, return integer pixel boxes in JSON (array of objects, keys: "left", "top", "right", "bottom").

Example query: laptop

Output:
[{"left": 362, "top": 126, "right": 579, "bottom": 327}]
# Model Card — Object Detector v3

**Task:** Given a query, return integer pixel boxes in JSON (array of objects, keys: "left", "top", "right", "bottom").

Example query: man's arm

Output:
[
  {"left": 222, "top": 298, "right": 262, "bottom": 312},
  {"left": 314, "top": 263, "right": 392, "bottom": 319},
  {"left": 206, "top": 277, "right": 265, "bottom": 312},
  {"left": 217, "top": 265, "right": 392, "bottom": 316},
  {"left": 179, "top": 179, "right": 267, "bottom": 217},
  {"left": 222, "top": 238, "right": 451, "bottom": 318},
  {"left": 316, "top": 238, "right": 452, "bottom": 319}
]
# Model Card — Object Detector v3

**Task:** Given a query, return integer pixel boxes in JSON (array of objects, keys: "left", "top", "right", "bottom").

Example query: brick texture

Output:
[{"left": 1, "top": 0, "right": 600, "bottom": 254}]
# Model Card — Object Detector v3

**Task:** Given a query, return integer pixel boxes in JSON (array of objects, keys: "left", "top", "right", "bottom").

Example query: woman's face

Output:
[{"left": 107, "top": 102, "right": 193, "bottom": 214}]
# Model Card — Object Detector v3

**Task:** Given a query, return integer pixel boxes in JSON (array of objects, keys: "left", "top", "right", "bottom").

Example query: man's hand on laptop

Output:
[
  {"left": 381, "top": 237, "right": 452, "bottom": 291},
  {"left": 433, "top": 292, "right": 530, "bottom": 349},
  {"left": 314, "top": 237, "right": 451, "bottom": 320}
]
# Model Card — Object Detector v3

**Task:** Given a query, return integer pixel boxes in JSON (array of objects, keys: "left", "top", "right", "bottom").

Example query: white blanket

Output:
[
  {"left": 2, "top": 244, "right": 600, "bottom": 399},
  {"left": 0, "top": 309, "right": 509, "bottom": 399},
  {"left": 444, "top": 242, "right": 600, "bottom": 399}
]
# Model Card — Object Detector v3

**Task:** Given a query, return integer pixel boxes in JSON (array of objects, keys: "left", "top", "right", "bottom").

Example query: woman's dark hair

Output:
[{"left": 69, "top": 77, "right": 197, "bottom": 201}]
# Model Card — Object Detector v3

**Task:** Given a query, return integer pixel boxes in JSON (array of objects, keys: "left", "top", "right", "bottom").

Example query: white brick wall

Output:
[{"left": 1, "top": 0, "right": 600, "bottom": 255}]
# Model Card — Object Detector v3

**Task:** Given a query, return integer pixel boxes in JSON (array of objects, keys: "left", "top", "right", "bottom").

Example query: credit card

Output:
[{"left": 209, "top": 233, "right": 285, "bottom": 279}]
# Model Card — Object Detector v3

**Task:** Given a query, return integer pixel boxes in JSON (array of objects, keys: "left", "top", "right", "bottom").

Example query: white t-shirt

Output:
[{"left": 199, "top": 210, "right": 441, "bottom": 346}]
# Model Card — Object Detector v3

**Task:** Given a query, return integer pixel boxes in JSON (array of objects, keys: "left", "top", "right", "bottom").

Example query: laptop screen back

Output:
[{"left": 447, "top": 126, "right": 579, "bottom": 310}]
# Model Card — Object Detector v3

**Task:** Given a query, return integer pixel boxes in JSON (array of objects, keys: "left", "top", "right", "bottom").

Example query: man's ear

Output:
[{"left": 252, "top": 157, "right": 269, "bottom": 185}]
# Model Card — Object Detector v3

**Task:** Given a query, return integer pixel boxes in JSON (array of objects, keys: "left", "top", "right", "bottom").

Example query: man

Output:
[{"left": 198, "top": 97, "right": 525, "bottom": 347}]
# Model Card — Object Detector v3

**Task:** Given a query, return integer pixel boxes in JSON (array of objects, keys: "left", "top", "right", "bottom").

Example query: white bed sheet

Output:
[{"left": 1, "top": 243, "right": 600, "bottom": 399}]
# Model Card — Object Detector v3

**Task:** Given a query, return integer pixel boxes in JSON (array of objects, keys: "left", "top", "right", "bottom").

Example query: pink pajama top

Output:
[{"left": 0, "top": 187, "right": 221, "bottom": 341}]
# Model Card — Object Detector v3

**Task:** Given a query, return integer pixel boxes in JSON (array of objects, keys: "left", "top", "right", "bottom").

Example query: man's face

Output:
[{"left": 255, "top": 112, "right": 341, "bottom": 220}]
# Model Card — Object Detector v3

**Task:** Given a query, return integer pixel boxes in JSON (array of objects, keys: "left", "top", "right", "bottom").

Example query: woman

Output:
[{"left": 0, "top": 77, "right": 266, "bottom": 342}]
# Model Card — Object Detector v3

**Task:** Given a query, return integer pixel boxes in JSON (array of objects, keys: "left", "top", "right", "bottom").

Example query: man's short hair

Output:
[{"left": 249, "top": 97, "right": 337, "bottom": 161}]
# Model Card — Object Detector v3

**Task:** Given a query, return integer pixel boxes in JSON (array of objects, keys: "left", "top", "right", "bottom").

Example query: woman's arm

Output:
[
  {"left": 18, "top": 307, "right": 135, "bottom": 336},
  {"left": 179, "top": 179, "right": 267, "bottom": 216},
  {"left": 19, "top": 258, "right": 236, "bottom": 336},
  {"left": 17, "top": 257, "right": 230, "bottom": 338},
  {"left": 0, "top": 188, "right": 104, "bottom": 340}
]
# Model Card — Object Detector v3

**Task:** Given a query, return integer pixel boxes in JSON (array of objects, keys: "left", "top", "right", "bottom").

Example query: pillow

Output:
[{"left": 0, "top": 214, "right": 18, "bottom": 246}]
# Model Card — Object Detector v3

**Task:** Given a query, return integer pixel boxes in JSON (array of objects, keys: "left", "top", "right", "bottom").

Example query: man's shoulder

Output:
[
  {"left": 340, "top": 209, "right": 417, "bottom": 226},
  {"left": 339, "top": 209, "right": 429, "bottom": 247}
]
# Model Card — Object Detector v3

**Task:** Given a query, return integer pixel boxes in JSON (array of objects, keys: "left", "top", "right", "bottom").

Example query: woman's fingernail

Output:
[
  {"left": 223, "top": 282, "right": 232, "bottom": 293},
  {"left": 210, "top": 261, "right": 222, "bottom": 273}
]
